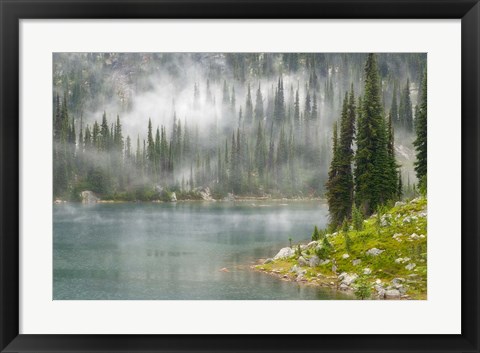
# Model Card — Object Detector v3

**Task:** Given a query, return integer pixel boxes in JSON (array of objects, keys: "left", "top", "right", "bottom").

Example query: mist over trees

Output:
[{"left": 53, "top": 52, "right": 426, "bottom": 202}]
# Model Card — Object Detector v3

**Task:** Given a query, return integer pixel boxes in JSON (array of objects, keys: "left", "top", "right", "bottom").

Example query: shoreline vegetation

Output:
[
  {"left": 253, "top": 197, "right": 427, "bottom": 300},
  {"left": 53, "top": 187, "right": 326, "bottom": 204}
]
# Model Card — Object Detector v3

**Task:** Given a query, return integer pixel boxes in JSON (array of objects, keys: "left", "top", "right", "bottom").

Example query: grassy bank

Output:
[{"left": 255, "top": 197, "right": 427, "bottom": 300}]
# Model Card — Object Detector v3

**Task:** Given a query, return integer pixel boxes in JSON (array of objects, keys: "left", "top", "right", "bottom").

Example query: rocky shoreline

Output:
[
  {"left": 252, "top": 197, "right": 428, "bottom": 300},
  {"left": 55, "top": 187, "right": 325, "bottom": 204},
  {"left": 252, "top": 244, "right": 413, "bottom": 300}
]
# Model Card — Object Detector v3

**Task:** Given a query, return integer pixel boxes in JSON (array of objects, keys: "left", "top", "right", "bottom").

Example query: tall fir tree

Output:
[
  {"left": 413, "top": 69, "right": 427, "bottom": 191},
  {"left": 354, "top": 53, "right": 397, "bottom": 215}
]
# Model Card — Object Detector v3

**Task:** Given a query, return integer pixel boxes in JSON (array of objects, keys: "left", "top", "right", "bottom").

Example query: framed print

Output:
[{"left": 1, "top": 0, "right": 479, "bottom": 352}]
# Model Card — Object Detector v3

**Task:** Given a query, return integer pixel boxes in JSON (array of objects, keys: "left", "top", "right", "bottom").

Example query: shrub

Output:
[
  {"left": 311, "top": 226, "right": 320, "bottom": 241},
  {"left": 352, "top": 203, "right": 364, "bottom": 231},
  {"left": 354, "top": 275, "right": 372, "bottom": 300}
]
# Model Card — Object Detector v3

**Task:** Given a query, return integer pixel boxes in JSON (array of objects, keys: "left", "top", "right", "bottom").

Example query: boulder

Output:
[
  {"left": 307, "top": 241, "right": 318, "bottom": 248},
  {"left": 375, "top": 285, "right": 386, "bottom": 298},
  {"left": 319, "top": 259, "right": 330, "bottom": 265},
  {"left": 352, "top": 259, "right": 362, "bottom": 266},
  {"left": 366, "top": 248, "right": 384, "bottom": 256},
  {"left": 290, "top": 265, "right": 306, "bottom": 276},
  {"left": 274, "top": 247, "right": 295, "bottom": 260},
  {"left": 170, "top": 192, "right": 177, "bottom": 202},
  {"left": 380, "top": 214, "right": 391, "bottom": 227},
  {"left": 308, "top": 256, "right": 320, "bottom": 267},
  {"left": 410, "top": 233, "right": 421, "bottom": 240},
  {"left": 405, "top": 263, "right": 417, "bottom": 271},
  {"left": 80, "top": 190, "right": 99, "bottom": 203},
  {"left": 391, "top": 278, "right": 405, "bottom": 285},
  {"left": 198, "top": 187, "right": 213, "bottom": 201},
  {"left": 385, "top": 289, "right": 401, "bottom": 299},
  {"left": 338, "top": 272, "right": 358, "bottom": 286},
  {"left": 298, "top": 256, "right": 308, "bottom": 267}
]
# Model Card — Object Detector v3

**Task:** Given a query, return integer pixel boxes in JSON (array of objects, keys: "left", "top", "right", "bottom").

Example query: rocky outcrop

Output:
[
  {"left": 198, "top": 187, "right": 214, "bottom": 201},
  {"left": 80, "top": 190, "right": 99, "bottom": 203},
  {"left": 274, "top": 247, "right": 295, "bottom": 260},
  {"left": 170, "top": 192, "right": 177, "bottom": 202}
]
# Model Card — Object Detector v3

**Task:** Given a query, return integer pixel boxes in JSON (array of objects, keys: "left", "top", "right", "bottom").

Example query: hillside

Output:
[{"left": 255, "top": 197, "right": 427, "bottom": 299}]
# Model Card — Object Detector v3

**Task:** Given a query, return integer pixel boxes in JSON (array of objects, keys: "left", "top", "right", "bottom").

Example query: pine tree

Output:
[
  {"left": 254, "top": 83, "right": 264, "bottom": 122},
  {"left": 147, "top": 118, "right": 155, "bottom": 174},
  {"left": 100, "top": 111, "right": 109, "bottom": 151},
  {"left": 413, "top": 69, "right": 427, "bottom": 191},
  {"left": 355, "top": 53, "right": 396, "bottom": 215},
  {"left": 254, "top": 121, "right": 267, "bottom": 178},
  {"left": 245, "top": 83, "right": 254, "bottom": 124},
  {"left": 326, "top": 121, "right": 341, "bottom": 227},
  {"left": 399, "top": 79, "right": 413, "bottom": 131},
  {"left": 293, "top": 89, "right": 300, "bottom": 129},
  {"left": 274, "top": 77, "right": 285, "bottom": 123},
  {"left": 326, "top": 88, "right": 356, "bottom": 228},
  {"left": 390, "top": 82, "right": 399, "bottom": 126}
]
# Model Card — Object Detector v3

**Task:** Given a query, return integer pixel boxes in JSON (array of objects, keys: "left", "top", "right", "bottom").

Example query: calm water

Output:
[{"left": 53, "top": 201, "right": 351, "bottom": 300}]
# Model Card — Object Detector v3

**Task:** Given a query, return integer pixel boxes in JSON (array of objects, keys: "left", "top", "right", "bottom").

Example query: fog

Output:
[{"left": 53, "top": 53, "right": 426, "bottom": 198}]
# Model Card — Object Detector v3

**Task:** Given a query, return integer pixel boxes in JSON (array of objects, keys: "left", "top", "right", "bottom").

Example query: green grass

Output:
[{"left": 255, "top": 197, "right": 427, "bottom": 299}]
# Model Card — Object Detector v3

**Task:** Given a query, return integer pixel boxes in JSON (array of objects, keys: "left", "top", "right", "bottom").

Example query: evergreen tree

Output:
[
  {"left": 399, "top": 79, "right": 413, "bottom": 131},
  {"left": 326, "top": 121, "right": 341, "bottom": 227},
  {"left": 147, "top": 118, "right": 155, "bottom": 174},
  {"left": 100, "top": 111, "right": 109, "bottom": 151},
  {"left": 326, "top": 88, "right": 355, "bottom": 228},
  {"left": 293, "top": 89, "right": 300, "bottom": 129},
  {"left": 254, "top": 84, "right": 264, "bottom": 122},
  {"left": 390, "top": 82, "right": 399, "bottom": 126},
  {"left": 245, "top": 83, "right": 254, "bottom": 124},
  {"left": 414, "top": 69, "right": 427, "bottom": 191},
  {"left": 355, "top": 53, "right": 396, "bottom": 215}
]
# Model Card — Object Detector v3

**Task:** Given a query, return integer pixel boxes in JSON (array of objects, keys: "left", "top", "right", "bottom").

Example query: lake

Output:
[{"left": 53, "top": 201, "right": 351, "bottom": 300}]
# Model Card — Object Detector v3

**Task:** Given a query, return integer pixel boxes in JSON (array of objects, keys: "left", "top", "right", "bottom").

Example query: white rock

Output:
[
  {"left": 308, "top": 256, "right": 320, "bottom": 267},
  {"left": 274, "top": 247, "right": 295, "bottom": 260},
  {"left": 263, "top": 258, "right": 273, "bottom": 264},
  {"left": 298, "top": 256, "right": 308, "bottom": 267},
  {"left": 342, "top": 253, "right": 350, "bottom": 259},
  {"left": 385, "top": 289, "right": 401, "bottom": 299},
  {"left": 363, "top": 268, "right": 372, "bottom": 275},
  {"left": 307, "top": 241, "right": 318, "bottom": 248},
  {"left": 366, "top": 248, "right": 384, "bottom": 256},
  {"left": 405, "top": 263, "right": 417, "bottom": 271},
  {"left": 395, "top": 201, "right": 406, "bottom": 207},
  {"left": 339, "top": 273, "right": 358, "bottom": 286},
  {"left": 352, "top": 259, "right": 362, "bottom": 266},
  {"left": 80, "top": 190, "right": 99, "bottom": 203},
  {"left": 375, "top": 285, "right": 386, "bottom": 298}
]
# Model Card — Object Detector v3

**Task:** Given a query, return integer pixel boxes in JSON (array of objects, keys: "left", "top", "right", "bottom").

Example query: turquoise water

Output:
[{"left": 53, "top": 201, "right": 350, "bottom": 300}]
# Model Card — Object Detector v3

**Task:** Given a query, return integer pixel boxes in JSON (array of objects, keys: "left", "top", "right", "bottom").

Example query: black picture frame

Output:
[{"left": 1, "top": 0, "right": 479, "bottom": 352}]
